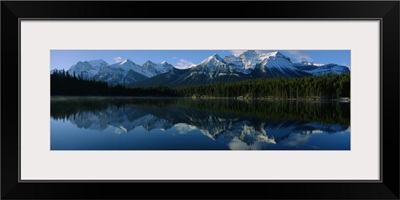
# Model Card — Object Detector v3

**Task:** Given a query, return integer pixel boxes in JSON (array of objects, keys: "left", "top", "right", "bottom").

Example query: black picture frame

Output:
[{"left": 1, "top": 1, "right": 399, "bottom": 199}]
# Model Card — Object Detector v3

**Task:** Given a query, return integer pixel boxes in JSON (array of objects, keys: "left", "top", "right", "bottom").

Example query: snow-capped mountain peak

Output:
[
  {"left": 109, "top": 59, "right": 136, "bottom": 68},
  {"left": 109, "top": 59, "right": 140, "bottom": 74},
  {"left": 257, "top": 51, "right": 290, "bottom": 61},
  {"left": 68, "top": 59, "right": 108, "bottom": 79},
  {"left": 198, "top": 54, "right": 226, "bottom": 70},
  {"left": 201, "top": 53, "right": 224, "bottom": 63},
  {"left": 193, "top": 53, "right": 231, "bottom": 77},
  {"left": 268, "top": 51, "right": 283, "bottom": 57},
  {"left": 239, "top": 50, "right": 262, "bottom": 70},
  {"left": 118, "top": 59, "right": 136, "bottom": 65},
  {"left": 142, "top": 60, "right": 174, "bottom": 77}
]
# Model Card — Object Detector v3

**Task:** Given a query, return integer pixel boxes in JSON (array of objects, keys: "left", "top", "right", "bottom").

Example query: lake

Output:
[{"left": 51, "top": 97, "right": 350, "bottom": 150}]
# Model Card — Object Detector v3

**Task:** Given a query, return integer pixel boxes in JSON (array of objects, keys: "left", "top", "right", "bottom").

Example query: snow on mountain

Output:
[
  {"left": 68, "top": 59, "right": 108, "bottom": 79},
  {"left": 222, "top": 50, "right": 300, "bottom": 75},
  {"left": 107, "top": 59, "right": 174, "bottom": 78},
  {"left": 171, "top": 53, "right": 250, "bottom": 85},
  {"left": 239, "top": 50, "right": 262, "bottom": 71},
  {"left": 197, "top": 50, "right": 299, "bottom": 76},
  {"left": 316, "top": 63, "right": 350, "bottom": 75},
  {"left": 223, "top": 54, "right": 251, "bottom": 74},
  {"left": 222, "top": 55, "right": 244, "bottom": 72},
  {"left": 296, "top": 61, "right": 324, "bottom": 67},
  {"left": 222, "top": 55, "right": 242, "bottom": 66},
  {"left": 142, "top": 60, "right": 175, "bottom": 77},
  {"left": 196, "top": 54, "right": 229, "bottom": 74},
  {"left": 199, "top": 54, "right": 225, "bottom": 66},
  {"left": 60, "top": 50, "right": 349, "bottom": 87},
  {"left": 64, "top": 58, "right": 175, "bottom": 86},
  {"left": 134, "top": 50, "right": 317, "bottom": 87},
  {"left": 257, "top": 51, "right": 305, "bottom": 77},
  {"left": 108, "top": 59, "right": 142, "bottom": 76},
  {"left": 294, "top": 62, "right": 350, "bottom": 76}
]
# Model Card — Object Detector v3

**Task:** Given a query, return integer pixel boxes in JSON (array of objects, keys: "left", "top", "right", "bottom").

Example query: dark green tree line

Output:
[
  {"left": 175, "top": 73, "right": 350, "bottom": 99},
  {"left": 51, "top": 70, "right": 177, "bottom": 97},
  {"left": 51, "top": 70, "right": 349, "bottom": 99}
]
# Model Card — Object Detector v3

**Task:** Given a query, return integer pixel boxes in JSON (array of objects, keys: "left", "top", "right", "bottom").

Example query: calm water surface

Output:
[{"left": 51, "top": 97, "right": 350, "bottom": 150}]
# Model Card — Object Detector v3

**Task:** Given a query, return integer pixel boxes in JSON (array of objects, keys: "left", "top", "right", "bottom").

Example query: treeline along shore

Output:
[{"left": 51, "top": 70, "right": 350, "bottom": 100}]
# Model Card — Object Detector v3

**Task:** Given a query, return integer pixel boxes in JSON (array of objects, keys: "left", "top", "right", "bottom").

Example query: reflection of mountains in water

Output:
[{"left": 52, "top": 98, "right": 349, "bottom": 146}]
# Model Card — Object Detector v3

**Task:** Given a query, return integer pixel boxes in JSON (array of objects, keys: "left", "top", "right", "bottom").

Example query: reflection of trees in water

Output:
[{"left": 51, "top": 98, "right": 350, "bottom": 126}]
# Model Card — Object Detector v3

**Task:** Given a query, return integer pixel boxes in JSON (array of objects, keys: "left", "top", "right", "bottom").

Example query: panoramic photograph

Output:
[{"left": 50, "top": 50, "right": 350, "bottom": 150}]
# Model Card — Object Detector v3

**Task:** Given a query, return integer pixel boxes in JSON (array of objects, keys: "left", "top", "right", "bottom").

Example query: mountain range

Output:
[{"left": 56, "top": 50, "right": 350, "bottom": 87}]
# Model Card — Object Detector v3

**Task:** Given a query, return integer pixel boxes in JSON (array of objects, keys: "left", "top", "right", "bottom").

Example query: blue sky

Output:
[{"left": 50, "top": 50, "right": 350, "bottom": 70}]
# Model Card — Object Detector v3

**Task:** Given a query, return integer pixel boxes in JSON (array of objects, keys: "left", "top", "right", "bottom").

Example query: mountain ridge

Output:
[{"left": 55, "top": 50, "right": 350, "bottom": 87}]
